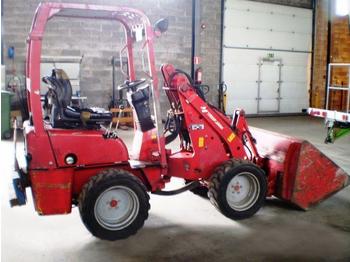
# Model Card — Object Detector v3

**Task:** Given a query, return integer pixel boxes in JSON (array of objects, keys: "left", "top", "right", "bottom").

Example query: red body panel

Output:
[
  {"left": 47, "top": 128, "right": 128, "bottom": 167},
  {"left": 25, "top": 125, "right": 130, "bottom": 215},
  {"left": 25, "top": 128, "right": 57, "bottom": 169},
  {"left": 167, "top": 150, "right": 230, "bottom": 180},
  {"left": 31, "top": 169, "right": 73, "bottom": 215},
  {"left": 131, "top": 129, "right": 160, "bottom": 162}
]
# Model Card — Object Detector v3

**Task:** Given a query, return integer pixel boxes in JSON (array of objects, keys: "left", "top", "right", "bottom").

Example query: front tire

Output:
[
  {"left": 79, "top": 169, "right": 150, "bottom": 241},
  {"left": 208, "top": 159, "right": 267, "bottom": 220}
]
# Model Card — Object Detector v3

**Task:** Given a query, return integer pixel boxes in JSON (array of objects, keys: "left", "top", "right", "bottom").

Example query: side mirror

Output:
[{"left": 154, "top": 18, "right": 168, "bottom": 36}]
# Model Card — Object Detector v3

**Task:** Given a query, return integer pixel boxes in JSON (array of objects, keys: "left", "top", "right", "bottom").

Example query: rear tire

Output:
[
  {"left": 208, "top": 159, "right": 267, "bottom": 220},
  {"left": 79, "top": 169, "right": 150, "bottom": 241}
]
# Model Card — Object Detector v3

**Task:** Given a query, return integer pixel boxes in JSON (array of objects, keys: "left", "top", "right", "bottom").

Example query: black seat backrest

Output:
[
  {"left": 43, "top": 69, "right": 72, "bottom": 109},
  {"left": 43, "top": 69, "right": 112, "bottom": 129},
  {"left": 55, "top": 69, "right": 72, "bottom": 108}
]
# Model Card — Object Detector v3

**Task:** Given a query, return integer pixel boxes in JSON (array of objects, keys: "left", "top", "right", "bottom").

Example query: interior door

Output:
[{"left": 258, "top": 59, "right": 281, "bottom": 113}]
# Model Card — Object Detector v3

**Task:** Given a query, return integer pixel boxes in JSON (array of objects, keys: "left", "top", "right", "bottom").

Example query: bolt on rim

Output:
[
  {"left": 226, "top": 172, "right": 261, "bottom": 211},
  {"left": 94, "top": 185, "right": 140, "bottom": 231}
]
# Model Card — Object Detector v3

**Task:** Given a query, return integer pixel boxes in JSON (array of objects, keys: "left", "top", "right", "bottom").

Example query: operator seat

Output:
[{"left": 42, "top": 69, "right": 112, "bottom": 129}]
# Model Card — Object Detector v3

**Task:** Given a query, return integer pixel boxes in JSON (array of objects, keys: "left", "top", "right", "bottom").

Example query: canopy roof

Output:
[{"left": 42, "top": 2, "right": 149, "bottom": 28}]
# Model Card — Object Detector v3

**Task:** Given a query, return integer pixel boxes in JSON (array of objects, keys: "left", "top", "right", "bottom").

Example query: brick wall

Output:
[
  {"left": 311, "top": 0, "right": 350, "bottom": 110},
  {"left": 198, "top": 0, "right": 222, "bottom": 105},
  {"left": 329, "top": 14, "right": 350, "bottom": 111},
  {"left": 2, "top": 0, "right": 192, "bottom": 109},
  {"left": 3, "top": 0, "right": 328, "bottom": 112},
  {"left": 311, "top": 0, "right": 329, "bottom": 108}
]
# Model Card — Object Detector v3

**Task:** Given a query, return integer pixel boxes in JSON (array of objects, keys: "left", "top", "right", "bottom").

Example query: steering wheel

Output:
[{"left": 118, "top": 79, "right": 146, "bottom": 91}]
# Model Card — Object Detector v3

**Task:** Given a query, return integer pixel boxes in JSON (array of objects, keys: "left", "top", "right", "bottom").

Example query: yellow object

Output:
[
  {"left": 80, "top": 111, "right": 91, "bottom": 123},
  {"left": 198, "top": 137, "right": 205, "bottom": 148},
  {"left": 10, "top": 110, "right": 21, "bottom": 118},
  {"left": 227, "top": 133, "right": 235, "bottom": 142},
  {"left": 110, "top": 107, "right": 133, "bottom": 126}
]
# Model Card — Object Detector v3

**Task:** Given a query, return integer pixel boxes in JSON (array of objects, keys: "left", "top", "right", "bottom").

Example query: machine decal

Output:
[
  {"left": 227, "top": 133, "right": 235, "bottom": 142},
  {"left": 190, "top": 124, "right": 204, "bottom": 130},
  {"left": 206, "top": 111, "right": 224, "bottom": 130},
  {"left": 198, "top": 137, "right": 205, "bottom": 148},
  {"left": 200, "top": 106, "right": 208, "bottom": 113},
  {"left": 200, "top": 106, "right": 224, "bottom": 130}
]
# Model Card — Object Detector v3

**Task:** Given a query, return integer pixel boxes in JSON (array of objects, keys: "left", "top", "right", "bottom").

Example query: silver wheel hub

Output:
[
  {"left": 226, "top": 172, "right": 260, "bottom": 211},
  {"left": 94, "top": 186, "right": 139, "bottom": 230}
]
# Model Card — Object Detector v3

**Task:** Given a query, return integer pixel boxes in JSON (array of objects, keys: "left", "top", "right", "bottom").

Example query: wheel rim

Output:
[
  {"left": 226, "top": 172, "right": 260, "bottom": 211},
  {"left": 94, "top": 186, "right": 139, "bottom": 231}
]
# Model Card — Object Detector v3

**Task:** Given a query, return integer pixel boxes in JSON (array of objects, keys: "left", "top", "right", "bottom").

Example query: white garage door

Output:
[{"left": 223, "top": 0, "right": 312, "bottom": 115}]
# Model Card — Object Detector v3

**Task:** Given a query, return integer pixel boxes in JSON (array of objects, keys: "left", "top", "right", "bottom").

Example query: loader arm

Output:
[
  {"left": 161, "top": 64, "right": 350, "bottom": 209},
  {"left": 162, "top": 64, "right": 262, "bottom": 180},
  {"left": 163, "top": 64, "right": 260, "bottom": 160}
]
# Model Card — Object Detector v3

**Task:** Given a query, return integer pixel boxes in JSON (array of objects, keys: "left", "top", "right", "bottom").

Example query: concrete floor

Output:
[{"left": 1, "top": 116, "right": 350, "bottom": 261}]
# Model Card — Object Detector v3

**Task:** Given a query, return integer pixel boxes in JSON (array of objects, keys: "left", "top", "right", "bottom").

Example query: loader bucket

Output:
[{"left": 250, "top": 127, "right": 350, "bottom": 210}]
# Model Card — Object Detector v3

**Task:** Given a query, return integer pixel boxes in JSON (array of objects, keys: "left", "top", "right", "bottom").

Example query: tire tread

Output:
[
  {"left": 78, "top": 168, "right": 150, "bottom": 240},
  {"left": 208, "top": 159, "right": 266, "bottom": 220}
]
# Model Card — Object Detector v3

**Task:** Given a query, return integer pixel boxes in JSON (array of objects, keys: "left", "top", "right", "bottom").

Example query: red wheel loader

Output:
[{"left": 9, "top": 2, "right": 350, "bottom": 241}]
